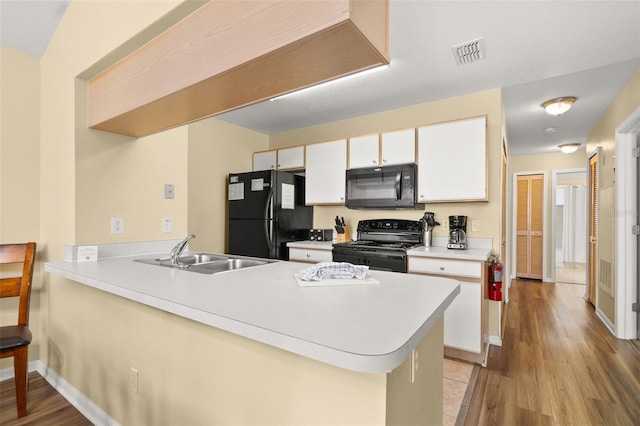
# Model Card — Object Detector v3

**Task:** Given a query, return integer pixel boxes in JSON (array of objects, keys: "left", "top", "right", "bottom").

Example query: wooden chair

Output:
[{"left": 0, "top": 242, "right": 36, "bottom": 418}]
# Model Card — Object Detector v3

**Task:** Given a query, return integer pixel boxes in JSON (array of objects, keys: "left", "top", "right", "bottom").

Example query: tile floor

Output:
[{"left": 443, "top": 357, "right": 475, "bottom": 425}]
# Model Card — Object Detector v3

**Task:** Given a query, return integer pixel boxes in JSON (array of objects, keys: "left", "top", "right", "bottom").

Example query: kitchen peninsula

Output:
[{"left": 45, "top": 241, "right": 460, "bottom": 425}]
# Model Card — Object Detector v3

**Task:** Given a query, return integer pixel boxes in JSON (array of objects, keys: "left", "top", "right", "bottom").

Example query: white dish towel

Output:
[
  {"left": 298, "top": 262, "right": 370, "bottom": 281},
  {"left": 295, "top": 261, "right": 379, "bottom": 287}
]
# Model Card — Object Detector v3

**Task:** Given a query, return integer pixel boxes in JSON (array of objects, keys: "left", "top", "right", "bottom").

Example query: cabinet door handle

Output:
[
  {"left": 372, "top": 160, "right": 377, "bottom": 164},
  {"left": 440, "top": 266, "right": 445, "bottom": 271},
  {"left": 306, "top": 253, "right": 310, "bottom": 258}
]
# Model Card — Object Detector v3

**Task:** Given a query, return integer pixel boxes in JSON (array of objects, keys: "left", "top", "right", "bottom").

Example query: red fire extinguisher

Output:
[{"left": 488, "top": 260, "right": 503, "bottom": 301}]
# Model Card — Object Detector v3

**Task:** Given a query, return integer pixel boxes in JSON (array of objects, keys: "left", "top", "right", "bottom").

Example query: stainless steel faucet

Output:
[{"left": 170, "top": 233, "right": 196, "bottom": 265}]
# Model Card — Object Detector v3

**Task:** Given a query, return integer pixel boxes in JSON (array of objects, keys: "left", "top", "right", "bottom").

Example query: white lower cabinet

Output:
[
  {"left": 444, "top": 281, "right": 481, "bottom": 353},
  {"left": 289, "top": 247, "right": 333, "bottom": 263},
  {"left": 408, "top": 255, "right": 486, "bottom": 364}
]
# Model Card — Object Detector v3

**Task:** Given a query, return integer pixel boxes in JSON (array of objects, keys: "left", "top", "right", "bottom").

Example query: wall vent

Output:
[
  {"left": 452, "top": 37, "right": 486, "bottom": 65},
  {"left": 599, "top": 258, "right": 613, "bottom": 293}
]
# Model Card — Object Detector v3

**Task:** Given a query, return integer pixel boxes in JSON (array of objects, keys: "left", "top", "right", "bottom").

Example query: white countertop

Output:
[
  {"left": 288, "top": 240, "right": 492, "bottom": 261},
  {"left": 287, "top": 240, "right": 334, "bottom": 249},
  {"left": 407, "top": 246, "right": 492, "bottom": 261},
  {"left": 45, "top": 242, "right": 459, "bottom": 374}
]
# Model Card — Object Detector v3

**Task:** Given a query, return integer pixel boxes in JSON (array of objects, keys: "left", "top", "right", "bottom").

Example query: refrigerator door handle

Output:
[{"left": 264, "top": 187, "right": 275, "bottom": 256}]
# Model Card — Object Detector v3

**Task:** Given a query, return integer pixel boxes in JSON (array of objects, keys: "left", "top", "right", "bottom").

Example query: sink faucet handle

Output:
[{"left": 171, "top": 233, "right": 196, "bottom": 264}]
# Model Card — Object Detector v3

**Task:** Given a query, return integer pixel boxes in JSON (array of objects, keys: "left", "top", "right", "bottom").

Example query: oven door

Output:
[
  {"left": 332, "top": 247, "right": 407, "bottom": 273},
  {"left": 345, "top": 163, "right": 418, "bottom": 209}
]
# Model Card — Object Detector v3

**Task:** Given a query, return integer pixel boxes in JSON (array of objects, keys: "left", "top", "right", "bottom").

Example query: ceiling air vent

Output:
[{"left": 452, "top": 38, "right": 486, "bottom": 65}]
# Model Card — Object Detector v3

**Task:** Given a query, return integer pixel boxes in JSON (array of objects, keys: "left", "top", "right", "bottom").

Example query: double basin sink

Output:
[{"left": 134, "top": 253, "right": 274, "bottom": 274}]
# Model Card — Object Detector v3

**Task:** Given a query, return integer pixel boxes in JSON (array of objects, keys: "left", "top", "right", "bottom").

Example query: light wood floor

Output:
[{"left": 466, "top": 278, "right": 640, "bottom": 425}]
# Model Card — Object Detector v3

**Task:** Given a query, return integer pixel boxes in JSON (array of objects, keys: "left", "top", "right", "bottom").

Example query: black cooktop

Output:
[
  {"left": 333, "top": 219, "right": 424, "bottom": 252},
  {"left": 334, "top": 240, "right": 419, "bottom": 249}
]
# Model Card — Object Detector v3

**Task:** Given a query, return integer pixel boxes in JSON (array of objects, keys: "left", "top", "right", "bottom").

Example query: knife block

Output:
[{"left": 337, "top": 226, "right": 351, "bottom": 243}]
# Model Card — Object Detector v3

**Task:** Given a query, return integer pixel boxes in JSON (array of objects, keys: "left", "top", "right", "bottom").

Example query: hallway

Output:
[{"left": 465, "top": 279, "right": 640, "bottom": 425}]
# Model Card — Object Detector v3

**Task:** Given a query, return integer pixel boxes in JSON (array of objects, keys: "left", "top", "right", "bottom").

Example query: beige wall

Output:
[
  {"left": 587, "top": 68, "right": 640, "bottom": 324},
  {"left": 187, "top": 116, "right": 269, "bottom": 252},
  {"left": 270, "top": 89, "right": 504, "bottom": 251},
  {"left": 32, "top": 1, "right": 187, "bottom": 410},
  {"left": 0, "top": 46, "right": 42, "bottom": 369},
  {"left": 511, "top": 150, "right": 588, "bottom": 280}
]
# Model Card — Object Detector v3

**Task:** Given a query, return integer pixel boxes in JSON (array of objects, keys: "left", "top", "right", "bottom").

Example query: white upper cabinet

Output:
[
  {"left": 253, "top": 150, "right": 277, "bottom": 171},
  {"left": 305, "top": 139, "right": 347, "bottom": 205},
  {"left": 253, "top": 146, "right": 304, "bottom": 171},
  {"left": 348, "top": 134, "right": 379, "bottom": 168},
  {"left": 417, "top": 116, "right": 487, "bottom": 202},
  {"left": 276, "top": 146, "right": 304, "bottom": 170},
  {"left": 349, "top": 129, "right": 415, "bottom": 169},
  {"left": 380, "top": 128, "right": 415, "bottom": 165}
]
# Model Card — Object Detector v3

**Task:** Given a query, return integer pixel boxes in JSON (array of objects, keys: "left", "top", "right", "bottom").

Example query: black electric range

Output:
[{"left": 332, "top": 219, "right": 424, "bottom": 273}]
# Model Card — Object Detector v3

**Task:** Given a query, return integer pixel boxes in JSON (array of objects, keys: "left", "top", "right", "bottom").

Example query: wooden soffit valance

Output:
[{"left": 88, "top": 0, "right": 389, "bottom": 138}]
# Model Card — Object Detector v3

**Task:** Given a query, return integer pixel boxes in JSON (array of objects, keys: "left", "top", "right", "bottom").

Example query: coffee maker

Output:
[{"left": 447, "top": 215, "right": 467, "bottom": 249}]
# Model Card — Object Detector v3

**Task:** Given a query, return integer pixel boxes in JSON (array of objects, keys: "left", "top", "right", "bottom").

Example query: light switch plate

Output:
[{"left": 471, "top": 219, "right": 480, "bottom": 232}]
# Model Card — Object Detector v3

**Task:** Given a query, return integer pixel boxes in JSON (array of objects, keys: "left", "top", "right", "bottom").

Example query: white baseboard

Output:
[
  {"left": 488, "top": 335, "right": 502, "bottom": 347},
  {"left": 596, "top": 307, "right": 616, "bottom": 336},
  {"left": 0, "top": 360, "right": 40, "bottom": 382},
  {"left": 1, "top": 360, "right": 119, "bottom": 426}
]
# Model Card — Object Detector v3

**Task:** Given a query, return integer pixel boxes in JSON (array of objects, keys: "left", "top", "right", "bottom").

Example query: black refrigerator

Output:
[{"left": 227, "top": 170, "right": 313, "bottom": 260}]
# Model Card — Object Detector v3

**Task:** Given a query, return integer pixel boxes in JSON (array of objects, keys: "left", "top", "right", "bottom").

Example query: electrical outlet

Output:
[
  {"left": 111, "top": 217, "right": 124, "bottom": 235},
  {"left": 443, "top": 220, "right": 449, "bottom": 231},
  {"left": 164, "top": 184, "right": 175, "bottom": 199},
  {"left": 129, "top": 368, "right": 139, "bottom": 394},
  {"left": 162, "top": 218, "right": 172, "bottom": 233},
  {"left": 471, "top": 219, "right": 480, "bottom": 232}
]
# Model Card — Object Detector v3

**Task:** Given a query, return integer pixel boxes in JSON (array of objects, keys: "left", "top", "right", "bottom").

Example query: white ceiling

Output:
[{"left": 1, "top": 0, "right": 639, "bottom": 157}]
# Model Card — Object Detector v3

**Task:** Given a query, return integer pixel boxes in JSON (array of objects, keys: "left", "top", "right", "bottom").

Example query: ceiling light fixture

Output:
[
  {"left": 558, "top": 143, "right": 580, "bottom": 154},
  {"left": 270, "top": 64, "right": 390, "bottom": 101},
  {"left": 541, "top": 97, "right": 577, "bottom": 115}
]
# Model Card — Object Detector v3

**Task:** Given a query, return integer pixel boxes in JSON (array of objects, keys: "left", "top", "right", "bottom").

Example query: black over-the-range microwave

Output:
[{"left": 345, "top": 163, "right": 419, "bottom": 209}]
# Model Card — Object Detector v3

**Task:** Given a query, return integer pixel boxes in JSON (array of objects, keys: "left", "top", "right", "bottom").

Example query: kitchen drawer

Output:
[
  {"left": 408, "top": 257, "right": 481, "bottom": 278},
  {"left": 289, "top": 248, "right": 333, "bottom": 263}
]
